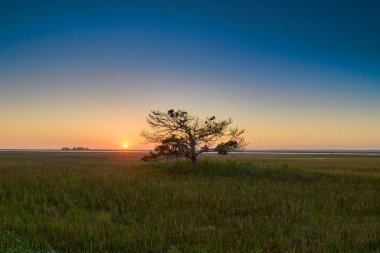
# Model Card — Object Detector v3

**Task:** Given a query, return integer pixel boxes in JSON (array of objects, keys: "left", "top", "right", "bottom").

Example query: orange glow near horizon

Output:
[
  {"left": 1, "top": 106, "right": 380, "bottom": 150},
  {"left": 1, "top": 86, "right": 380, "bottom": 150}
]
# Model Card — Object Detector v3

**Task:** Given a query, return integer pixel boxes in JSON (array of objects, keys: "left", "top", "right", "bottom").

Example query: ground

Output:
[{"left": 0, "top": 152, "right": 379, "bottom": 252}]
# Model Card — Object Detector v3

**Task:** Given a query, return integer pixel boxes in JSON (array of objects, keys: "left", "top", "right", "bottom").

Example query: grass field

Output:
[{"left": 0, "top": 152, "right": 379, "bottom": 252}]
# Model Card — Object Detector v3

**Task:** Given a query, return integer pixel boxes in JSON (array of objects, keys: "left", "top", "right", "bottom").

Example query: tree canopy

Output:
[{"left": 141, "top": 109, "right": 246, "bottom": 164}]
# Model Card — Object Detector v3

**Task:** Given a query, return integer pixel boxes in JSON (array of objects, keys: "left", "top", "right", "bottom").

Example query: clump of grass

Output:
[
  {"left": 0, "top": 224, "right": 47, "bottom": 252},
  {"left": 152, "top": 159, "right": 256, "bottom": 176},
  {"left": 153, "top": 159, "right": 320, "bottom": 184}
]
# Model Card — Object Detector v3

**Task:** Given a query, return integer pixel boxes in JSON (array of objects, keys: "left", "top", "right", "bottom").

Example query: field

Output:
[{"left": 0, "top": 152, "right": 379, "bottom": 252}]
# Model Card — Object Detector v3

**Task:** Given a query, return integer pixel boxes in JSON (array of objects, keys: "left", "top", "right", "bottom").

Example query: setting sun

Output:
[{"left": 123, "top": 144, "right": 129, "bottom": 149}]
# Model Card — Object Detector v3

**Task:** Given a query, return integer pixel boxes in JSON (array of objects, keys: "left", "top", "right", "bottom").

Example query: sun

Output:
[{"left": 123, "top": 144, "right": 129, "bottom": 149}]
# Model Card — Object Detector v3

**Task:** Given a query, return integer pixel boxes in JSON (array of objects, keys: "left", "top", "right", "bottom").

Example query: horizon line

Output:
[{"left": 1, "top": 148, "right": 380, "bottom": 152}]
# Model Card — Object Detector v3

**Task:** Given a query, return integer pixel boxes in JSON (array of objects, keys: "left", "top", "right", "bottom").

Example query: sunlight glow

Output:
[{"left": 123, "top": 144, "right": 129, "bottom": 149}]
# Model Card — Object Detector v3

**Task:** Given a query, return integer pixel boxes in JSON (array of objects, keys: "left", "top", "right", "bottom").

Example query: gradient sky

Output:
[{"left": 1, "top": 0, "right": 380, "bottom": 149}]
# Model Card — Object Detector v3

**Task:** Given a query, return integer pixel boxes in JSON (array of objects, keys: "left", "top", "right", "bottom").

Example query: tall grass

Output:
[{"left": 0, "top": 152, "right": 379, "bottom": 252}]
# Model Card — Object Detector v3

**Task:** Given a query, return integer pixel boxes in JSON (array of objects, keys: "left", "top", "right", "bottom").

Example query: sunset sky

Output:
[{"left": 1, "top": 1, "right": 379, "bottom": 149}]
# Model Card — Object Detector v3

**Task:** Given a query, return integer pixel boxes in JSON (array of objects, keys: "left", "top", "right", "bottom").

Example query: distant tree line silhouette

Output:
[{"left": 62, "top": 147, "right": 90, "bottom": 151}]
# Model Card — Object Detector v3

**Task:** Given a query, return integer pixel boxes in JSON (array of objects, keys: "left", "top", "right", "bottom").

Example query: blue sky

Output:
[{"left": 1, "top": 0, "right": 379, "bottom": 149}]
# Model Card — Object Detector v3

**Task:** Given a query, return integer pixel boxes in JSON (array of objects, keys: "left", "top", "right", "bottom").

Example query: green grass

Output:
[{"left": 0, "top": 152, "right": 379, "bottom": 252}]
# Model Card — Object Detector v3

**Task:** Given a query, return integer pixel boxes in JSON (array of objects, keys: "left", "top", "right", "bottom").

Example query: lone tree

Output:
[{"left": 141, "top": 109, "right": 247, "bottom": 165}]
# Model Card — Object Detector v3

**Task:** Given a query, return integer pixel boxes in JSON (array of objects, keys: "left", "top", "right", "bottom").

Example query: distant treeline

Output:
[{"left": 61, "top": 147, "right": 91, "bottom": 151}]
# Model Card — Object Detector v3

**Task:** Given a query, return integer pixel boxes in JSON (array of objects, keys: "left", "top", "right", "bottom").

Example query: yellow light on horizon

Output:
[{"left": 123, "top": 144, "right": 129, "bottom": 149}]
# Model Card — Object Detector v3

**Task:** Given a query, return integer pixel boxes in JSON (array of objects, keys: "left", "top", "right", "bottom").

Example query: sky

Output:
[{"left": 1, "top": 0, "right": 379, "bottom": 149}]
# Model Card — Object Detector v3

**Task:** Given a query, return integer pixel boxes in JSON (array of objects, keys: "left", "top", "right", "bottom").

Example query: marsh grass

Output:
[{"left": 0, "top": 152, "right": 379, "bottom": 252}]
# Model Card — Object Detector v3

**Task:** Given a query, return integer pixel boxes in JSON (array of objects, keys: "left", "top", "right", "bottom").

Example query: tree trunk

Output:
[
  {"left": 191, "top": 156, "right": 197, "bottom": 167},
  {"left": 189, "top": 138, "right": 197, "bottom": 168}
]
